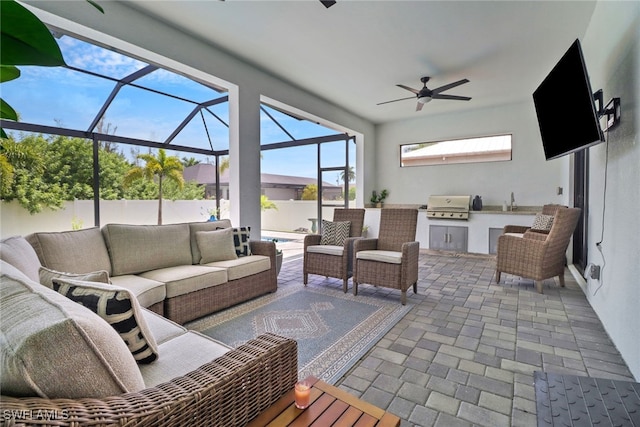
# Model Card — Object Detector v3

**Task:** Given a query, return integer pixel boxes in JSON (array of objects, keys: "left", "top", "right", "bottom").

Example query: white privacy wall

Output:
[
  {"left": 580, "top": 1, "right": 640, "bottom": 380},
  {"left": 374, "top": 101, "right": 570, "bottom": 208}
]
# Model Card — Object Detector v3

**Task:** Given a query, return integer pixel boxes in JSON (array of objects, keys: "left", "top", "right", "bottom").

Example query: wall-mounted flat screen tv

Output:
[{"left": 533, "top": 39, "right": 604, "bottom": 160}]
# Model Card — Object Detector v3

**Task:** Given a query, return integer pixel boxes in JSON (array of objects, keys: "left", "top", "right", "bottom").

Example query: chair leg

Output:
[
  {"left": 413, "top": 282, "right": 418, "bottom": 294},
  {"left": 353, "top": 281, "right": 358, "bottom": 296},
  {"left": 535, "top": 281, "right": 544, "bottom": 294},
  {"left": 495, "top": 270, "right": 501, "bottom": 284},
  {"left": 303, "top": 273, "right": 308, "bottom": 286},
  {"left": 558, "top": 274, "right": 566, "bottom": 287},
  {"left": 401, "top": 291, "right": 407, "bottom": 305},
  {"left": 342, "top": 278, "right": 348, "bottom": 293}
]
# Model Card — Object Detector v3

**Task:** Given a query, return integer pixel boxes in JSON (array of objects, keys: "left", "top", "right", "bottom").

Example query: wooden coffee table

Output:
[{"left": 247, "top": 376, "right": 401, "bottom": 426}]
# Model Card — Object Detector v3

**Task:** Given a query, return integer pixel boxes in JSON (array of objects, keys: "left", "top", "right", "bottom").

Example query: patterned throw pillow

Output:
[
  {"left": 233, "top": 227, "right": 252, "bottom": 257},
  {"left": 320, "top": 220, "right": 351, "bottom": 246},
  {"left": 52, "top": 278, "right": 159, "bottom": 364},
  {"left": 39, "top": 266, "right": 110, "bottom": 289},
  {"left": 531, "top": 213, "right": 555, "bottom": 231}
]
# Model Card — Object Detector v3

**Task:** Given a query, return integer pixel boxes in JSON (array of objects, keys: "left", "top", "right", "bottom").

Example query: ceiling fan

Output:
[{"left": 378, "top": 77, "right": 471, "bottom": 111}]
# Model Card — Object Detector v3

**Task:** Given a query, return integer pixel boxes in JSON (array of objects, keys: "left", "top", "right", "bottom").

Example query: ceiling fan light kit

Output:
[{"left": 378, "top": 76, "right": 471, "bottom": 111}]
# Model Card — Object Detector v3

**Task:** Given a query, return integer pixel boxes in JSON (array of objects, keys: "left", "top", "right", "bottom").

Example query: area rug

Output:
[{"left": 187, "top": 285, "right": 412, "bottom": 384}]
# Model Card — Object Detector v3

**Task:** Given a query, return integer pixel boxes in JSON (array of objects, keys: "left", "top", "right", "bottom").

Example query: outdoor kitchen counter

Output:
[
  {"left": 364, "top": 206, "right": 541, "bottom": 254},
  {"left": 469, "top": 205, "right": 543, "bottom": 215}
]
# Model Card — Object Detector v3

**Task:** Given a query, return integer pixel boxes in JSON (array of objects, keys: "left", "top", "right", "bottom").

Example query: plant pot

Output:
[
  {"left": 375, "top": 202, "right": 382, "bottom": 208},
  {"left": 276, "top": 252, "right": 283, "bottom": 276}
]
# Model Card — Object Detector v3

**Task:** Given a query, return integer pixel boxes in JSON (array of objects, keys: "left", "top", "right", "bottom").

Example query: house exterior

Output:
[{"left": 183, "top": 164, "right": 342, "bottom": 200}]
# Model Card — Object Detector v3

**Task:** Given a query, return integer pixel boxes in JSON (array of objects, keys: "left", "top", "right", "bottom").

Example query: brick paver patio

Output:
[{"left": 277, "top": 250, "right": 635, "bottom": 427}]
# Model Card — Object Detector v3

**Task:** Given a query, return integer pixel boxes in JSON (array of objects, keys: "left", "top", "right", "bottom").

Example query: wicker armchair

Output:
[
  {"left": 495, "top": 207, "right": 581, "bottom": 293},
  {"left": 303, "top": 208, "right": 365, "bottom": 292},
  {"left": 0, "top": 333, "right": 297, "bottom": 427},
  {"left": 503, "top": 204, "right": 567, "bottom": 236},
  {"left": 353, "top": 208, "right": 419, "bottom": 305}
]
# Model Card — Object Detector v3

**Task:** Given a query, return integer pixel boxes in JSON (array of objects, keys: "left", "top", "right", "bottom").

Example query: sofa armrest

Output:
[{"left": 0, "top": 333, "right": 298, "bottom": 427}]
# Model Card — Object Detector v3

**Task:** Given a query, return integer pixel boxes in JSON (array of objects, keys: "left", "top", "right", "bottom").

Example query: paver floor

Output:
[{"left": 277, "top": 250, "right": 635, "bottom": 427}]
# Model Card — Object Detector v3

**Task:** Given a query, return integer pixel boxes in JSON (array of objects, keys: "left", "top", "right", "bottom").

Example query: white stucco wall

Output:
[
  {"left": 374, "top": 101, "right": 570, "bottom": 208},
  {"left": 579, "top": 1, "right": 640, "bottom": 380}
]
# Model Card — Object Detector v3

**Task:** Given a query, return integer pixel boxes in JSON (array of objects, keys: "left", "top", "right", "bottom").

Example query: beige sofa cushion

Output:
[
  {"left": 109, "top": 275, "right": 166, "bottom": 309},
  {"left": 52, "top": 279, "right": 159, "bottom": 364},
  {"left": 139, "top": 331, "right": 230, "bottom": 387},
  {"left": 205, "top": 255, "right": 271, "bottom": 281},
  {"left": 0, "top": 235, "right": 42, "bottom": 282},
  {"left": 26, "top": 228, "right": 112, "bottom": 275},
  {"left": 188, "top": 220, "right": 232, "bottom": 264},
  {"left": 102, "top": 223, "right": 192, "bottom": 276},
  {"left": 307, "top": 245, "right": 344, "bottom": 256},
  {"left": 141, "top": 309, "right": 186, "bottom": 345},
  {"left": 139, "top": 265, "right": 228, "bottom": 298},
  {"left": 39, "top": 266, "right": 110, "bottom": 288},
  {"left": 196, "top": 228, "right": 238, "bottom": 263},
  {"left": 0, "top": 261, "right": 145, "bottom": 399}
]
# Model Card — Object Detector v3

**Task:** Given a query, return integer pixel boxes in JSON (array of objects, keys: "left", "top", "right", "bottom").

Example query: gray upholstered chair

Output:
[
  {"left": 495, "top": 207, "right": 581, "bottom": 293},
  {"left": 353, "top": 208, "right": 419, "bottom": 305},
  {"left": 303, "top": 208, "right": 365, "bottom": 292}
]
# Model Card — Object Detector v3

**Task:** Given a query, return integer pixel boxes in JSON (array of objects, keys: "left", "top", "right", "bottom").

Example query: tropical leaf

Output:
[
  {"left": 1, "top": 98, "right": 18, "bottom": 121},
  {"left": 0, "top": 0, "right": 66, "bottom": 67},
  {"left": 0, "top": 65, "right": 20, "bottom": 83}
]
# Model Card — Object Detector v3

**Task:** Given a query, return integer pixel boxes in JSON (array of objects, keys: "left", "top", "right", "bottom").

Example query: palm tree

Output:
[
  {"left": 339, "top": 166, "right": 355, "bottom": 184},
  {"left": 124, "top": 149, "right": 184, "bottom": 224}
]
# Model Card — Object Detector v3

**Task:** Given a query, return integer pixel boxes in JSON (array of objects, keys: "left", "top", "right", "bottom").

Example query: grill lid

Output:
[{"left": 427, "top": 195, "right": 471, "bottom": 219}]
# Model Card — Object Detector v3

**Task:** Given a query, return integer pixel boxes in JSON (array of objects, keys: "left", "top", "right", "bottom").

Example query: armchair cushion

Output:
[
  {"left": 52, "top": 278, "right": 159, "bottom": 364},
  {"left": 307, "top": 244, "right": 344, "bottom": 256},
  {"left": 356, "top": 250, "right": 402, "bottom": 264},
  {"left": 320, "top": 220, "right": 351, "bottom": 246}
]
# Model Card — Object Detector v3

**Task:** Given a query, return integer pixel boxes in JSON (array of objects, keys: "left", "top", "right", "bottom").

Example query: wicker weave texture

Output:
[
  {"left": 303, "top": 209, "right": 365, "bottom": 292},
  {"left": 353, "top": 209, "right": 419, "bottom": 304},
  {"left": 496, "top": 208, "right": 580, "bottom": 292},
  {"left": 164, "top": 240, "right": 277, "bottom": 324},
  {"left": 0, "top": 333, "right": 297, "bottom": 427}
]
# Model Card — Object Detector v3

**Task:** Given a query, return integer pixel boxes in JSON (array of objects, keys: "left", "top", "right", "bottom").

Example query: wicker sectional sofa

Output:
[
  {"left": 21, "top": 219, "right": 278, "bottom": 324},
  {"left": 0, "top": 223, "right": 296, "bottom": 426}
]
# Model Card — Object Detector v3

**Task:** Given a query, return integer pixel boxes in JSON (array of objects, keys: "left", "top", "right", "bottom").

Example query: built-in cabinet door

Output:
[
  {"left": 429, "top": 225, "right": 468, "bottom": 252},
  {"left": 488, "top": 227, "right": 503, "bottom": 254}
]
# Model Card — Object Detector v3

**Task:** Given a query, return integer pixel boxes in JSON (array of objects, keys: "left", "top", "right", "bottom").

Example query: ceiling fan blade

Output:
[
  {"left": 397, "top": 84, "right": 420, "bottom": 95},
  {"left": 416, "top": 102, "right": 424, "bottom": 112},
  {"left": 377, "top": 96, "right": 416, "bottom": 106},
  {"left": 431, "top": 79, "right": 470, "bottom": 94},
  {"left": 432, "top": 94, "right": 472, "bottom": 101}
]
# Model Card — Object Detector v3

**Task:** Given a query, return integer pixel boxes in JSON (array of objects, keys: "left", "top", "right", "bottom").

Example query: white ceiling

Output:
[{"left": 124, "top": 0, "right": 597, "bottom": 124}]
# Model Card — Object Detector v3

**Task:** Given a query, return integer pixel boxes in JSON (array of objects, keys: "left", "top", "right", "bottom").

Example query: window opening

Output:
[{"left": 400, "top": 134, "right": 512, "bottom": 167}]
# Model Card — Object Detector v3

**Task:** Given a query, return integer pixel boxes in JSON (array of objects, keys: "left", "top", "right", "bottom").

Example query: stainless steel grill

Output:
[{"left": 426, "top": 195, "right": 471, "bottom": 220}]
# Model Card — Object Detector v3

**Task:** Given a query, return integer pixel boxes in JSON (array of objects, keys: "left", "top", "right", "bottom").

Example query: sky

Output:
[{"left": 3, "top": 34, "right": 355, "bottom": 182}]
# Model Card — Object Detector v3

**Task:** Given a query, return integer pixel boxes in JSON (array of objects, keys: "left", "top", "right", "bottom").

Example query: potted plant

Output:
[{"left": 370, "top": 189, "right": 389, "bottom": 208}]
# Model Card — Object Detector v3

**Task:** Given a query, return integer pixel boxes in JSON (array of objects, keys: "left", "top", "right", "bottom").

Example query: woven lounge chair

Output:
[
  {"left": 495, "top": 207, "right": 581, "bottom": 293},
  {"left": 353, "top": 208, "right": 419, "bottom": 305},
  {"left": 303, "top": 208, "right": 365, "bottom": 292}
]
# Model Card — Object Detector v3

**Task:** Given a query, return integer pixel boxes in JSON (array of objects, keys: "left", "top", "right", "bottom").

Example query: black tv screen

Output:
[{"left": 533, "top": 39, "right": 604, "bottom": 160}]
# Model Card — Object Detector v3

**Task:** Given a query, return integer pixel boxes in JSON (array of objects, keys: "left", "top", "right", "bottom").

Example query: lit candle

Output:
[{"left": 294, "top": 381, "right": 311, "bottom": 409}]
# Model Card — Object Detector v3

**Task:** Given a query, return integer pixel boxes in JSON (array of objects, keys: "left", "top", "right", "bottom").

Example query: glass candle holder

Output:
[{"left": 294, "top": 380, "right": 311, "bottom": 409}]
